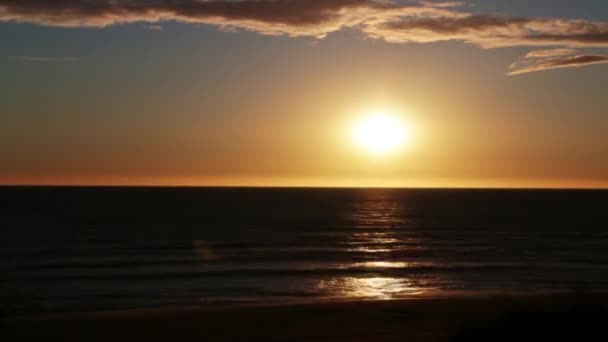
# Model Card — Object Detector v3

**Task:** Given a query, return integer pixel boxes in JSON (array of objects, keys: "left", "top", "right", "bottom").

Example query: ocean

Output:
[{"left": 2, "top": 187, "right": 608, "bottom": 316}]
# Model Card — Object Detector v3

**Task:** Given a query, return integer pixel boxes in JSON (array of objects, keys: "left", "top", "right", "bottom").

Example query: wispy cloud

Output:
[
  {"left": 0, "top": 0, "right": 607, "bottom": 74},
  {"left": 524, "top": 48, "right": 578, "bottom": 59},
  {"left": 416, "top": 1, "right": 466, "bottom": 8},
  {"left": 509, "top": 54, "right": 608, "bottom": 75},
  {"left": 7, "top": 56, "right": 79, "bottom": 62}
]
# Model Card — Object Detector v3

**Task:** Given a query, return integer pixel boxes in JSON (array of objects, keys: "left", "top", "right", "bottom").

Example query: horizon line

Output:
[{"left": 1, "top": 184, "right": 607, "bottom": 191}]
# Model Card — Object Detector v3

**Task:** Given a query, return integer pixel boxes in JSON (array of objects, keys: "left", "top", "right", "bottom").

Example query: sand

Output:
[{"left": 3, "top": 293, "right": 608, "bottom": 341}]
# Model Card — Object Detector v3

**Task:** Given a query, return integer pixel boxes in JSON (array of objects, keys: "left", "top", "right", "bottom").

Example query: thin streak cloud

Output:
[
  {"left": 524, "top": 49, "right": 578, "bottom": 59},
  {"left": 509, "top": 54, "right": 608, "bottom": 75},
  {"left": 7, "top": 56, "right": 79, "bottom": 62}
]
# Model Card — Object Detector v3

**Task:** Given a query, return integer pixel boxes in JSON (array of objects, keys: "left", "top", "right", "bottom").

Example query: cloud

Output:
[
  {"left": 7, "top": 55, "right": 79, "bottom": 62},
  {"left": 524, "top": 48, "right": 578, "bottom": 59},
  {"left": 509, "top": 54, "right": 608, "bottom": 75},
  {"left": 0, "top": 0, "right": 473, "bottom": 39},
  {"left": 0, "top": 0, "right": 607, "bottom": 74},
  {"left": 366, "top": 15, "right": 608, "bottom": 48},
  {"left": 0, "top": 0, "right": 400, "bottom": 38},
  {"left": 1, "top": 1, "right": 606, "bottom": 45},
  {"left": 416, "top": 1, "right": 465, "bottom": 8}
]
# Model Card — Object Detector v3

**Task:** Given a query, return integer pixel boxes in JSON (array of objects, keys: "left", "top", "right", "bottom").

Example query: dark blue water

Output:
[{"left": 1, "top": 187, "right": 608, "bottom": 316}]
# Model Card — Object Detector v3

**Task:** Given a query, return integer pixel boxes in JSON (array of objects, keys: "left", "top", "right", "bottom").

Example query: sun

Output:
[{"left": 353, "top": 111, "right": 410, "bottom": 155}]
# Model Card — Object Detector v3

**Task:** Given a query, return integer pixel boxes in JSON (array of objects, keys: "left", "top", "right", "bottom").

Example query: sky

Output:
[{"left": 0, "top": 0, "right": 607, "bottom": 188}]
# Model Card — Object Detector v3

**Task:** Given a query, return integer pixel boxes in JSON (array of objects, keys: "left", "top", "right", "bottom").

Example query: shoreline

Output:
[
  {"left": 5, "top": 292, "right": 608, "bottom": 341},
  {"left": 5, "top": 288, "right": 600, "bottom": 319}
]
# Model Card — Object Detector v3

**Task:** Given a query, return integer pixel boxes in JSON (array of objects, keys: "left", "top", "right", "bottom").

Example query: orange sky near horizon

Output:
[
  {"left": 2, "top": 96, "right": 607, "bottom": 189},
  {"left": 3, "top": 174, "right": 607, "bottom": 190}
]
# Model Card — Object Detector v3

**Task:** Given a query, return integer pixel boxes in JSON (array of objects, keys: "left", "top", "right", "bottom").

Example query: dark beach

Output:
[{"left": 5, "top": 293, "right": 608, "bottom": 341}]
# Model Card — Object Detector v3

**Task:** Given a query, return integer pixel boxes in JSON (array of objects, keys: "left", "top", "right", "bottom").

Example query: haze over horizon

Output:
[{"left": 1, "top": 0, "right": 607, "bottom": 188}]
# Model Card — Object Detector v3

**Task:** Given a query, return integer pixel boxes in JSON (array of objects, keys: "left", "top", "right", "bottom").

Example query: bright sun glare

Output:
[{"left": 353, "top": 112, "right": 410, "bottom": 155}]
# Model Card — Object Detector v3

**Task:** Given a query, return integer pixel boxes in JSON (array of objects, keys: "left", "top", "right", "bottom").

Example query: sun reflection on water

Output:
[
  {"left": 325, "top": 190, "right": 437, "bottom": 300},
  {"left": 345, "top": 231, "right": 423, "bottom": 253},
  {"left": 352, "top": 261, "right": 410, "bottom": 268},
  {"left": 348, "top": 246, "right": 393, "bottom": 253},
  {"left": 318, "top": 277, "right": 430, "bottom": 300}
]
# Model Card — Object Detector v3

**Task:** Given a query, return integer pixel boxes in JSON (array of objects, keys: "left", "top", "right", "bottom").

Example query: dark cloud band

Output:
[{"left": 1, "top": 0, "right": 607, "bottom": 74}]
